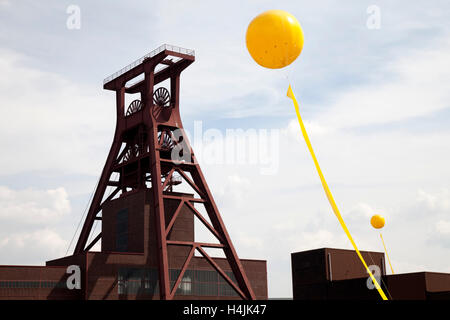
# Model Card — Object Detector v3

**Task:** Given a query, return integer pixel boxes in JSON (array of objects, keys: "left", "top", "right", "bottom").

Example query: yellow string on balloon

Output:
[
  {"left": 380, "top": 233, "right": 395, "bottom": 274},
  {"left": 286, "top": 84, "right": 388, "bottom": 301}
]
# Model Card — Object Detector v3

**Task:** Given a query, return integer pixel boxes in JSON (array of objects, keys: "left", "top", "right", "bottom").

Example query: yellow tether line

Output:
[
  {"left": 380, "top": 233, "right": 395, "bottom": 274},
  {"left": 287, "top": 84, "right": 388, "bottom": 301}
]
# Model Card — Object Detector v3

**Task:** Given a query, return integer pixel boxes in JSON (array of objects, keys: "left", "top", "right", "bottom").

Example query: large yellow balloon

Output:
[
  {"left": 370, "top": 214, "right": 385, "bottom": 229},
  {"left": 246, "top": 10, "right": 304, "bottom": 69}
]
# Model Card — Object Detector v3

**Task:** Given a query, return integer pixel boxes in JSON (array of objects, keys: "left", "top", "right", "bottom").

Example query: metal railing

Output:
[{"left": 103, "top": 44, "right": 195, "bottom": 85}]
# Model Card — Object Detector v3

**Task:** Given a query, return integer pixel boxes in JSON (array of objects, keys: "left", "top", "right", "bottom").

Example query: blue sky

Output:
[{"left": 0, "top": 0, "right": 450, "bottom": 298}]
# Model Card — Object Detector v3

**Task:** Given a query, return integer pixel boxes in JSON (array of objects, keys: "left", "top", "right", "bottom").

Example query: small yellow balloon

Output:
[
  {"left": 246, "top": 10, "right": 304, "bottom": 69},
  {"left": 370, "top": 214, "right": 385, "bottom": 229}
]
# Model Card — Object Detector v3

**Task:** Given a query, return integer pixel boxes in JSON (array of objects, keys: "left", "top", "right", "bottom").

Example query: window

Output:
[
  {"left": 118, "top": 274, "right": 125, "bottom": 294},
  {"left": 0, "top": 280, "right": 63, "bottom": 289},
  {"left": 219, "top": 272, "right": 238, "bottom": 296},
  {"left": 118, "top": 267, "right": 159, "bottom": 295},
  {"left": 117, "top": 267, "right": 239, "bottom": 297},
  {"left": 171, "top": 269, "right": 193, "bottom": 296},
  {"left": 116, "top": 208, "right": 129, "bottom": 252}
]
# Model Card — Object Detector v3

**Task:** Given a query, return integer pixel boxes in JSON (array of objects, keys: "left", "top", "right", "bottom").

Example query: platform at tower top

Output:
[{"left": 103, "top": 44, "right": 195, "bottom": 86}]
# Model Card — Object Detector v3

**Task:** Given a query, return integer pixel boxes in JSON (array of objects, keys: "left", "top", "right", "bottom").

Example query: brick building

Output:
[
  {"left": 0, "top": 45, "right": 268, "bottom": 300},
  {"left": 292, "top": 248, "right": 450, "bottom": 300},
  {"left": 0, "top": 189, "right": 267, "bottom": 300}
]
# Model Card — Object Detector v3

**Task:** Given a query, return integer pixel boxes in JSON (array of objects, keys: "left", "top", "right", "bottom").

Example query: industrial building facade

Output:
[
  {"left": 292, "top": 248, "right": 450, "bottom": 300},
  {"left": 0, "top": 45, "right": 268, "bottom": 300},
  {"left": 0, "top": 189, "right": 267, "bottom": 300}
]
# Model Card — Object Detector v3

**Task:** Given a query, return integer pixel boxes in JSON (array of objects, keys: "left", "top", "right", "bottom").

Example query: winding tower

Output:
[{"left": 73, "top": 44, "right": 256, "bottom": 300}]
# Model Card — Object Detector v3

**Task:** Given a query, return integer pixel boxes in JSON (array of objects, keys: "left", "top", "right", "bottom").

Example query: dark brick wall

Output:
[
  {"left": 1, "top": 188, "right": 267, "bottom": 300},
  {"left": 102, "top": 189, "right": 195, "bottom": 260},
  {"left": 292, "top": 248, "right": 386, "bottom": 300},
  {"left": 0, "top": 266, "right": 81, "bottom": 300},
  {"left": 384, "top": 272, "right": 427, "bottom": 300},
  {"left": 324, "top": 248, "right": 385, "bottom": 281},
  {"left": 102, "top": 190, "right": 146, "bottom": 253},
  {"left": 292, "top": 248, "right": 450, "bottom": 300}
]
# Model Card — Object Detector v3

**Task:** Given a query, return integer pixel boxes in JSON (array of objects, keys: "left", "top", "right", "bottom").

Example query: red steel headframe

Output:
[{"left": 73, "top": 46, "right": 255, "bottom": 300}]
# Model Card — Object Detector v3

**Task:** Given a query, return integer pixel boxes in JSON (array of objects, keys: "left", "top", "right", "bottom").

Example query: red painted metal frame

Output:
[{"left": 73, "top": 48, "right": 255, "bottom": 300}]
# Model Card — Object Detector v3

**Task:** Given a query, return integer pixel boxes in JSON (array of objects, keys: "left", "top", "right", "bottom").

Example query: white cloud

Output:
[
  {"left": 343, "top": 202, "right": 388, "bottom": 229},
  {"left": 0, "top": 186, "right": 70, "bottom": 223},
  {"left": 200, "top": 82, "right": 450, "bottom": 296},
  {"left": 436, "top": 220, "right": 450, "bottom": 235},
  {"left": 290, "top": 229, "right": 338, "bottom": 250},
  {"left": 214, "top": 174, "right": 252, "bottom": 209},
  {"left": 0, "top": 229, "right": 67, "bottom": 265},
  {"left": 316, "top": 38, "right": 450, "bottom": 129},
  {"left": 0, "top": 49, "right": 114, "bottom": 176},
  {"left": 285, "top": 119, "right": 333, "bottom": 144},
  {"left": 416, "top": 189, "right": 450, "bottom": 214},
  {"left": 0, "top": 2, "right": 450, "bottom": 298},
  {"left": 0, "top": 185, "right": 71, "bottom": 264}
]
